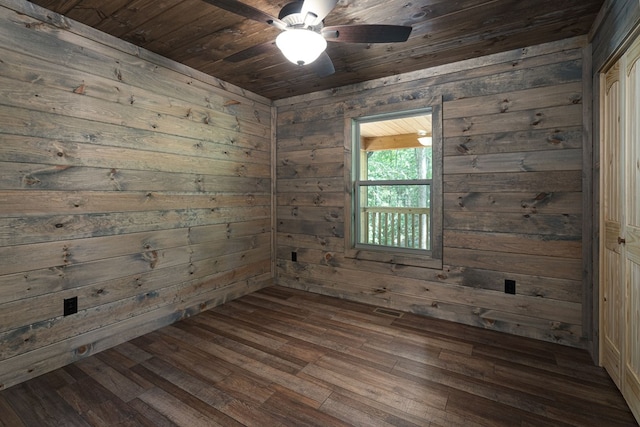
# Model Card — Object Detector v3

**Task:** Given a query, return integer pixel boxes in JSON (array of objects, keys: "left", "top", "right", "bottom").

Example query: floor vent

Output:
[{"left": 373, "top": 307, "right": 404, "bottom": 318}]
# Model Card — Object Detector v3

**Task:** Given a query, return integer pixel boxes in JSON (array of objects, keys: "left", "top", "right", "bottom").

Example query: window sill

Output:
[{"left": 344, "top": 246, "right": 443, "bottom": 269}]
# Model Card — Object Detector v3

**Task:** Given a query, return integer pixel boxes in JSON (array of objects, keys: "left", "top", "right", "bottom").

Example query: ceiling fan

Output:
[{"left": 203, "top": 0, "right": 413, "bottom": 77}]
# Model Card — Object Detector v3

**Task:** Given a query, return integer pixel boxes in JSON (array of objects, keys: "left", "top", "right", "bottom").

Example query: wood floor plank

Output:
[
  {"left": 394, "top": 358, "right": 558, "bottom": 417},
  {"left": 56, "top": 375, "right": 120, "bottom": 416},
  {"left": 315, "top": 354, "right": 449, "bottom": 411},
  {"left": 188, "top": 310, "right": 288, "bottom": 350},
  {"left": 3, "top": 376, "right": 91, "bottom": 427},
  {"left": 175, "top": 321, "right": 306, "bottom": 375},
  {"left": 445, "top": 389, "right": 538, "bottom": 427},
  {"left": 0, "top": 393, "right": 26, "bottom": 427},
  {"left": 137, "top": 387, "right": 226, "bottom": 427},
  {"left": 491, "top": 363, "right": 638, "bottom": 425},
  {"left": 261, "top": 389, "right": 352, "bottom": 427},
  {"left": 213, "top": 371, "right": 276, "bottom": 405},
  {"left": 158, "top": 324, "right": 334, "bottom": 405},
  {"left": 87, "top": 398, "right": 157, "bottom": 427},
  {"left": 300, "top": 362, "right": 444, "bottom": 422},
  {"left": 0, "top": 286, "right": 636, "bottom": 426},
  {"left": 319, "top": 392, "right": 418, "bottom": 427},
  {"left": 320, "top": 310, "right": 474, "bottom": 355},
  {"left": 74, "top": 356, "right": 149, "bottom": 403},
  {"left": 394, "top": 357, "right": 638, "bottom": 426},
  {"left": 140, "top": 357, "right": 286, "bottom": 427},
  {"left": 234, "top": 301, "right": 370, "bottom": 350},
  {"left": 330, "top": 385, "right": 480, "bottom": 427},
  {"left": 132, "top": 364, "right": 242, "bottom": 427},
  {"left": 112, "top": 341, "right": 154, "bottom": 365},
  {"left": 128, "top": 398, "right": 179, "bottom": 427},
  {"left": 136, "top": 330, "right": 233, "bottom": 384}
]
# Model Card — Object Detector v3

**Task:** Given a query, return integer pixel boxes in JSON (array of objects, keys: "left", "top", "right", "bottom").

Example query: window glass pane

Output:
[
  {"left": 353, "top": 107, "right": 439, "bottom": 257},
  {"left": 359, "top": 185, "right": 431, "bottom": 250},
  {"left": 363, "top": 147, "right": 433, "bottom": 180}
]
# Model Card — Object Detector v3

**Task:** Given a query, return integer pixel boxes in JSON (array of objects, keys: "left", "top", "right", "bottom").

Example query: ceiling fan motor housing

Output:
[
  {"left": 278, "top": 1, "right": 303, "bottom": 19},
  {"left": 278, "top": 1, "right": 323, "bottom": 29}
]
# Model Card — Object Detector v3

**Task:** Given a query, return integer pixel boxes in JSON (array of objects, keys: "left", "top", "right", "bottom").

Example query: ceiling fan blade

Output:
[
  {"left": 310, "top": 51, "right": 335, "bottom": 77},
  {"left": 224, "top": 41, "right": 275, "bottom": 62},
  {"left": 322, "top": 24, "right": 412, "bottom": 43},
  {"left": 300, "top": 0, "right": 338, "bottom": 27},
  {"left": 201, "top": 0, "right": 286, "bottom": 29}
]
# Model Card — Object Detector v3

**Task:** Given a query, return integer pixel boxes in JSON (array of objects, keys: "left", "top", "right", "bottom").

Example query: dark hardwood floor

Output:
[{"left": 1, "top": 286, "right": 637, "bottom": 426}]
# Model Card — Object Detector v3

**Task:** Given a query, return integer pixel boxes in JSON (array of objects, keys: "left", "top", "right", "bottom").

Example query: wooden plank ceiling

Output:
[{"left": 29, "top": 0, "right": 604, "bottom": 100}]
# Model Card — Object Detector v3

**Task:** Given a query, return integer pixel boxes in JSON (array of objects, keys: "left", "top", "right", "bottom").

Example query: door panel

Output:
[
  {"left": 602, "top": 248, "right": 622, "bottom": 385},
  {"left": 624, "top": 259, "right": 640, "bottom": 418},
  {"left": 623, "top": 42, "right": 640, "bottom": 418},
  {"left": 601, "top": 64, "right": 623, "bottom": 388}
]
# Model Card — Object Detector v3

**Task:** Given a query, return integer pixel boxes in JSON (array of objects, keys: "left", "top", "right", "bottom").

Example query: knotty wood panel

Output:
[
  {"left": 0, "top": 2, "right": 272, "bottom": 389},
  {"left": 275, "top": 37, "right": 589, "bottom": 347},
  {"left": 591, "top": 0, "right": 640, "bottom": 72},
  {"left": 26, "top": 0, "right": 603, "bottom": 100}
]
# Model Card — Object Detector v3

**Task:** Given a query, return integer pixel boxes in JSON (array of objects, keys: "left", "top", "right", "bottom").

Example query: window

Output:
[{"left": 346, "top": 103, "right": 442, "bottom": 268}]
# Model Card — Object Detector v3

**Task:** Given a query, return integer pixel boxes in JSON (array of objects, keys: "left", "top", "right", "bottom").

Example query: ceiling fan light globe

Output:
[{"left": 276, "top": 29, "right": 327, "bottom": 66}]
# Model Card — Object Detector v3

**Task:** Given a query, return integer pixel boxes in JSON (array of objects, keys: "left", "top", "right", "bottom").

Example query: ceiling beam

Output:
[{"left": 363, "top": 133, "right": 430, "bottom": 151}]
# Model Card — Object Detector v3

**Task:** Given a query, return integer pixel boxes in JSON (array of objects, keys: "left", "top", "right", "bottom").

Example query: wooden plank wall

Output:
[
  {"left": 591, "top": 0, "right": 640, "bottom": 71},
  {"left": 275, "top": 36, "right": 588, "bottom": 348},
  {"left": 0, "top": 0, "right": 272, "bottom": 389}
]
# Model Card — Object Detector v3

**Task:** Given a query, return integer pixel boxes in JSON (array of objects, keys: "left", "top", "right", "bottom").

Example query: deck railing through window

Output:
[{"left": 360, "top": 207, "right": 431, "bottom": 250}]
